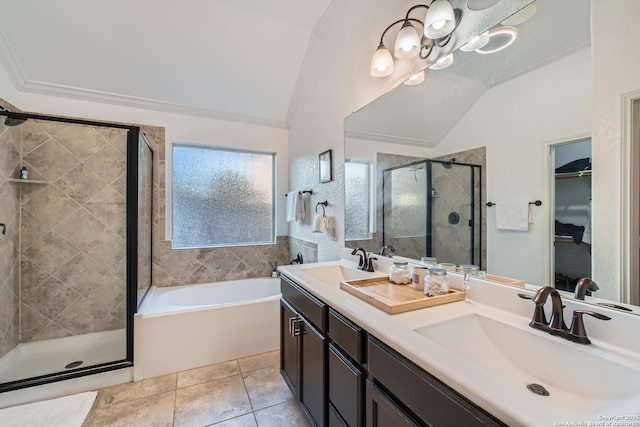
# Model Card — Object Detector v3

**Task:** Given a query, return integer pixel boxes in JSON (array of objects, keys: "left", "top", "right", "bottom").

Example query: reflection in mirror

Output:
[{"left": 343, "top": 0, "right": 639, "bottom": 311}]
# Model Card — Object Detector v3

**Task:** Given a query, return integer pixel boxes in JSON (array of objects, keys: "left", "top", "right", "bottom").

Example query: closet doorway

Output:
[{"left": 551, "top": 138, "right": 592, "bottom": 294}]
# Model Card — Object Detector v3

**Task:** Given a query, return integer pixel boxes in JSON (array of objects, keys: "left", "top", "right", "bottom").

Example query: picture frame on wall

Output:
[{"left": 319, "top": 149, "right": 332, "bottom": 183}]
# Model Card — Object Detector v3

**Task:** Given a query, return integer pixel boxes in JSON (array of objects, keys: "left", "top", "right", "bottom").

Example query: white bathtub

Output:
[{"left": 134, "top": 277, "right": 281, "bottom": 380}]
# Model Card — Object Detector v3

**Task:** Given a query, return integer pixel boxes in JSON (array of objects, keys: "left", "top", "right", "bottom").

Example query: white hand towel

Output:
[
  {"left": 286, "top": 191, "right": 299, "bottom": 222},
  {"left": 312, "top": 213, "right": 328, "bottom": 233},
  {"left": 496, "top": 202, "right": 530, "bottom": 231}
]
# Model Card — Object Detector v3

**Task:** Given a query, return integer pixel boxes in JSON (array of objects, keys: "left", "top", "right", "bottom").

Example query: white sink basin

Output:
[
  {"left": 414, "top": 314, "right": 640, "bottom": 402},
  {"left": 299, "top": 264, "right": 375, "bottom": 285}
]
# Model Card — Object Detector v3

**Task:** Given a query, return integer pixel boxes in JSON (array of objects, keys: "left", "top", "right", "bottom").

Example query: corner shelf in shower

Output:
[{"left": 7, "top": 178, "right": 49, "bottom": 185}]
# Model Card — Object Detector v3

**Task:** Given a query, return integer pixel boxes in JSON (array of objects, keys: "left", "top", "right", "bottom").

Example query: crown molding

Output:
[
  {"left": 345, "top": 130, "right": 434, "bottom": 147},
  {"left": 20, "top": 80, "right": 288, "bottom": 129}
]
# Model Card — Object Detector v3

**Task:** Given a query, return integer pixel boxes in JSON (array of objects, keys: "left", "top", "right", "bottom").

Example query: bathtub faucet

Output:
[{"left": 290, "top": 252, "right": 303, "bottom": 265}]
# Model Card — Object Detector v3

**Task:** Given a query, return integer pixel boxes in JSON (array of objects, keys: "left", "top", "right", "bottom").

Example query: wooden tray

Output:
[
  {"left": 340, "top": 277, "right": 464, "bottom": 314},
  {"left": 484, "top": 273, "right": 525, "bottom": 287}
]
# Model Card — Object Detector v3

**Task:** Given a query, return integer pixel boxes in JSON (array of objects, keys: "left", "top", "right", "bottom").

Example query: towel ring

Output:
[{"left": 316, "top": 201, "right": 328, "bottom": 214}]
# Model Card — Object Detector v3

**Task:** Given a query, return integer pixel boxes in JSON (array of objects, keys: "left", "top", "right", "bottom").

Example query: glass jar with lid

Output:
[
  {"left": 389, "top": 260, "right": 411, "bottom": 284},
  {"left": 426, "top": 268, "right": 449, "bottom": 296}
]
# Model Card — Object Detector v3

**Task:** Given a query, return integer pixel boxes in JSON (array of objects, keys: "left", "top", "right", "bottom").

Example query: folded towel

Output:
[
  {"left": 496, "top": 202, "right": 531, "bottom": 231},
  {"left": 286, "top": 191, "right": 306, "bottom": 222},
  {"left": 312, "top": 213, "right": 328, "bottom": 233}
]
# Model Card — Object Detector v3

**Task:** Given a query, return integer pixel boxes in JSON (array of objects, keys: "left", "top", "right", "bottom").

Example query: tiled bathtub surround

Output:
[{"left": 146, "top": 126, "right": 308, "bottom": 287}]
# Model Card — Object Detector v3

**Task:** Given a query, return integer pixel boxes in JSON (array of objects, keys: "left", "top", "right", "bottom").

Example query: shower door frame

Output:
[
  {"left": 381, "top": 159, "right": 482, "bottom": 267},
  {"left": 0, "top": 110, "right": 151, "bottom": 393}
]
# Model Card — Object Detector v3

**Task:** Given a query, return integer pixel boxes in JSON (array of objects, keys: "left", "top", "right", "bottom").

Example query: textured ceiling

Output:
[{"left": 0, "top": 0, "right": 333, "bottom": 125}]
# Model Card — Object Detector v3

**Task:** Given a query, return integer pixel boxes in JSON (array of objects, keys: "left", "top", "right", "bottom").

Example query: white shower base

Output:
[{"left": 0, "top": 329, "right": 126, "bottom": 384}]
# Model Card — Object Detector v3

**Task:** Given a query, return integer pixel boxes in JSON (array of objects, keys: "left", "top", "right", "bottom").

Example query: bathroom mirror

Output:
[{"left": 344, "top": 0, "right": 630, "bottom": 307}]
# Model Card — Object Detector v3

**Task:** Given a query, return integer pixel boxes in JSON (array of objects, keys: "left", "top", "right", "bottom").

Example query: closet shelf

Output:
[
  {"left": 555, "top": 235, "right": 591, "bottom": 244},
  {"left": 7, "top": 178, "right": 49, "bottom": 185},
  {"left": 555, "top": 171, "right": 591, "bottom": 179}
]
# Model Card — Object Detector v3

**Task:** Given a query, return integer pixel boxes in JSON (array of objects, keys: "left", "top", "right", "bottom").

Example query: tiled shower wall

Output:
[
  {"left": 19, "top": 120, "right": 128, "bottom": 342},
  {"left": 0, "top": 100, "right": 21, "bottom": 358}
]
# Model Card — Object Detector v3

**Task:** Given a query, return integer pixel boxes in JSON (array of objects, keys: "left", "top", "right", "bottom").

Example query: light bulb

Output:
[
  {"left": 371, "top": 44, "right": 395, "bottom": 77},
  {"left": 432, "top": 19, "right": 446, "bottom": 30}
]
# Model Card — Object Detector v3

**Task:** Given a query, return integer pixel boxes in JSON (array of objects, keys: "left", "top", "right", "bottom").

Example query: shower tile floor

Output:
[{"left": 82, "top": 350, "right": 310, "bottom": 427}]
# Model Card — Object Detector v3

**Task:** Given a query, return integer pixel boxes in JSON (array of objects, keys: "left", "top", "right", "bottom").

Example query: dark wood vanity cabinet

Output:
[
  {"left": 280, "top": 277, "right": 328, "bottom": 427},
  {"left": 280, "top": 275, "right": 505, "bottom": 427},
  {"left": 367, "top": 337, "right": 506, "bottom": 427}
]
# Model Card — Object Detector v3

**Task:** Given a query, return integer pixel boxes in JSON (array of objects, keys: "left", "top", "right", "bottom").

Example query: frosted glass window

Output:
[
  {"left": 172, "top": 144, "right": 275, "bottom": 248},
  {"left": 345, "top": 161, "right": 370, "bottom": 240}
]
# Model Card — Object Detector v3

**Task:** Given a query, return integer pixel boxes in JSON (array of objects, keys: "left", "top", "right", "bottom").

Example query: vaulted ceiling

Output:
[{"left": 0, "top": 0, "right": 333, "bottom": 126}]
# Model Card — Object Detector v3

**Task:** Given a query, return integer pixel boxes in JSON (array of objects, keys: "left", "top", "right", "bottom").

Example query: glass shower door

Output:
[{"left": 428, "top": 160, "right": 481, "bottom": 266}]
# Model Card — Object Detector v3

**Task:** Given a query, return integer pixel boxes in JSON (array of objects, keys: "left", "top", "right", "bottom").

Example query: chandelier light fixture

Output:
[{"left": 370, "top": 0, "right": 460, "bottom": 78}]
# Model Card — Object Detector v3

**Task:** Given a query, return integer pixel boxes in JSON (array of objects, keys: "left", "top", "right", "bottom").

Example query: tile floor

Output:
[{"left": 82, "top": 350, "right": 311, "bottom": 427}]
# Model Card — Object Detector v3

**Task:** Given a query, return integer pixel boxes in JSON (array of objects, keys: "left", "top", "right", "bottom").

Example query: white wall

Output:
[
  {"left": 0, "top": 65, "right": 290, "bottom": 239},
  {"left": 430, "top": 48, "right": 592, "bottom": 286}
]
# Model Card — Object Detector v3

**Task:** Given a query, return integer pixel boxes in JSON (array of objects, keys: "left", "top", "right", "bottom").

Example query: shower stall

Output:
[
  {"left": 0, "top": 109, "right": 152, "bottom": 393},
  {"left": 382, "top": 159, "right": 481, "bottom": 267}
]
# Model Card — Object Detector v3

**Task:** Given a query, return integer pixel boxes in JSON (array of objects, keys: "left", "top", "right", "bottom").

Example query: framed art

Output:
[{"left": 319, "top": 149, "right": 333, "bottom": 183}]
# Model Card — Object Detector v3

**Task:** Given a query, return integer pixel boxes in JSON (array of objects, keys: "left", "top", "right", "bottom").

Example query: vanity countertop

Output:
[{"left": 279, "top": 257, "right": 640, "bottom": 427}]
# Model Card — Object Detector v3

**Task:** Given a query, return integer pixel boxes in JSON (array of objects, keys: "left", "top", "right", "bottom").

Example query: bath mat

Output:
[{"left": 0, "top": 391, "right": 97, "bottom": 427}]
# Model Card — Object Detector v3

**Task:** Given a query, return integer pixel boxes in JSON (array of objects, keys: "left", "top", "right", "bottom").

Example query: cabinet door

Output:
[
  {"left": 366, "top": 380, "right": 419, "bottom": 427},
  {"left": 329, "top": 344, "right": 364, "bottom": 427},
  {"left": 280, "top": 299, "right": 300, "bottom": 397},
  {"left": 300, "top": 317, "right": 328, "bottom": 427}
]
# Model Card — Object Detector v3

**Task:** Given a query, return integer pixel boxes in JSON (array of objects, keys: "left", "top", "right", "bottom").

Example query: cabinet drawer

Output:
[
  {"left": 281, "top": 276, "right": 326, "bottom": 329},
  {"left": 368, "top": 336, "right": 505, "bottom": 427},
  {"left": 329, "top": 344, "right": 364, "bottom": 427},
  {"left": 328, "top": 308, "right": 365, "bottom": 364}
]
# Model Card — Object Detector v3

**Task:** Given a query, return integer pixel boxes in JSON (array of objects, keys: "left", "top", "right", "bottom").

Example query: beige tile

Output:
[
  {"left": 84, "top": 144, "right": 126, "bottom": 184},
  {"left": 95, "top": 374, "right": 177, "bottom": 407},
  {"left": 83, "top": 389, "right": 175, "bottom": 427},
  {"left": 243, "top": 365, "right": 294, "bottom": 411},
  {"left": 177, "top": 360, "right": 240, "bottom": 388},
  {"left": 22, "top": 185, "right": 80, "bottom": 228},
  {"left": 54, "top": 208, "right": 107, "bottom": 251},
  {"left": 213, "top": 413, "right": 258, "bottom": 427},
  {"left": 253, "top": 399, "right": 310, "bottom": 427},
  {"left": 174, "top": 374, "right": 252, "bottom": 427},
  {"left": 22, "top": 139, "right": 79, "bottom": 182},
  {"left": 238, "top": 351, "right": 280, "bottom": 374},
  {"left": 21, "top": 275, "right": 79, "bottom": 320},
  {"left": 54, "top": 124, "right": 106, "bottom": 161}
]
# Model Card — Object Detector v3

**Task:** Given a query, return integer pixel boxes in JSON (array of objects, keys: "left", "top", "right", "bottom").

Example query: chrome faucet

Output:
[
  {"left": 519, "top": 286, "right": 611, "bottom": 344},
  {"left": 350, "top": 247, "right": 368, "bottom": 270},
  {"left": 378, "top": 245, "right": 396, "bottom": 256},
  {"left": 574, "top": 277, "right": 599, "bottom": 300}
]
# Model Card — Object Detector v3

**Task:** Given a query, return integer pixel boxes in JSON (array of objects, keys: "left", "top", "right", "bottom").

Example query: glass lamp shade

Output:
[
  {"left": 429, "top": 52, "right": 454, "bottom": 70},
  {"left": 424, "top": 0, "right": 456, "bottom": 39},
  {"left": 403, "top": 70, "right": 425, "bottom": 86},
  {"left": 394, "top": 20, "right": 421, "bottom": 59},
  {"left": 371, "top": 44, "right": 395, "bottom": 77}
]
